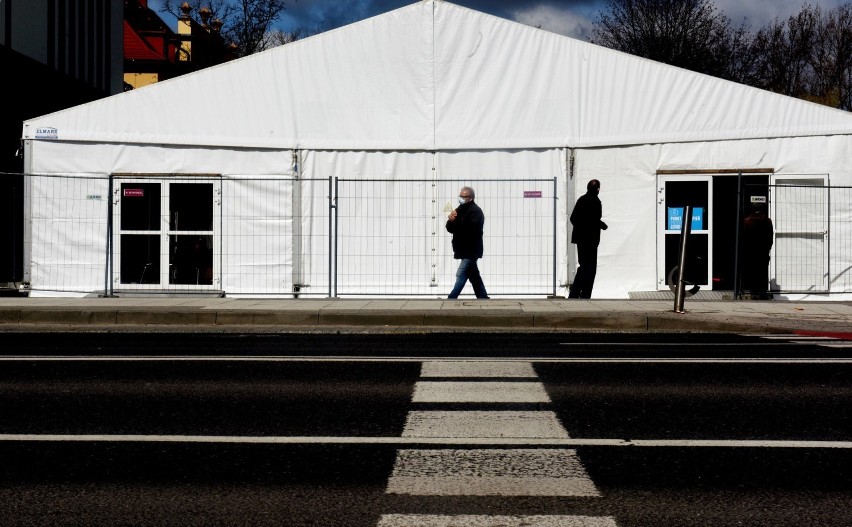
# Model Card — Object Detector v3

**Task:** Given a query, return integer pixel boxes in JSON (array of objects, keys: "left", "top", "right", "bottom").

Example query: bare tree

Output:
[
  {"left": 717, "top": 23, "right": 759, "bottom": 85},
  {"left": 590, "top": 0, "right": 744, "bottom": 79},
  {"left": 269, "top": 27, "right": 303, "bottom": 46},
  {"left": 160, "top": 0, "right": 288, "bottom": 57},
  {"left": 751, "top": 6, "right": 819, "bottom": 100},
  {"left": 590, "top": 0, "right": 852, "bottom": 109},
  {"left": 811, "top": 4, "right": 852, "bottom": 110}
]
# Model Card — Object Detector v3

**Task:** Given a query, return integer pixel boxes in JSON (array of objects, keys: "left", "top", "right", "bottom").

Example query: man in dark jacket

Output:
[
  {"left": 741, "top": 203, "right": 774, "bottom": 299},
  {"left": 446, "top": 186, "right": 489, "bottom": 299},
  {"left": 569, "top": 179, "right": 608, "bottom": 298}
]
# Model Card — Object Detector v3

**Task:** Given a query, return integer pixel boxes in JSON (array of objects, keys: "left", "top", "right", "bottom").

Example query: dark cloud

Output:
[
  {"left": 280, "top": 0, "right": 604, "bottom": 34},
  {"left": 148, "top": 0, "right": 848, "bottom": 39}
]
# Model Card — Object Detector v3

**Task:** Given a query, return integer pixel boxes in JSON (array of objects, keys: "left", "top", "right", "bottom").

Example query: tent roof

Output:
[{"left": 23, "top": 0, "right": 852, "bottom": 150}]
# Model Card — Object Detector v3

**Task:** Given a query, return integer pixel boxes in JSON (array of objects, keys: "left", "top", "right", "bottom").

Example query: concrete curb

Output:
[{"left": 0, "top": 307, "right": 810, "bottom": 334}]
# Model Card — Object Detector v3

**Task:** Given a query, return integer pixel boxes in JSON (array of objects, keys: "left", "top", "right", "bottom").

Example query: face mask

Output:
[{"left": 458, "top": 197, "right": 467, "bottom": 205}]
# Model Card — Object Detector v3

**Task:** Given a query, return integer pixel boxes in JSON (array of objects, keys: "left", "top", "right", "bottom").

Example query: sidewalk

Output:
[{"left": 0, "top": 296, "right": 850, "bottom": 335}]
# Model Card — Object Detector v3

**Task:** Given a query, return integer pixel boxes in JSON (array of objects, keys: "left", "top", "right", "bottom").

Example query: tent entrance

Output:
[
  {"left": 657, "top": 175, "right": 711, "bottom": 291},
  {"left": 656, "top": 172, "right": 771, "bottom": 292},
  {"left": 112, "top": 178, "right": 220, "bottom": 292}
]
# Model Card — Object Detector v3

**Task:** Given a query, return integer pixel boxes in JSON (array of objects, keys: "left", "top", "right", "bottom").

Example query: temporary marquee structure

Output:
[{"left": 19, "top": 0, "right": 852, "bottom": 299}]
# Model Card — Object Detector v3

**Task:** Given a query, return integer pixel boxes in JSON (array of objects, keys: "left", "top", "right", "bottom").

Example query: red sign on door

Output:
[{"left": 123, "top": 189, "right": 144, "bottom": 197}]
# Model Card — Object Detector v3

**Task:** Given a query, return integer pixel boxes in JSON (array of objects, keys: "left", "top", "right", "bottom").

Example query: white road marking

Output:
[
  {"left": 377, "top": 514, "right": 618, "bottom": 527},
  {"left": 761, "top": 335, "right": 837, "bottom": 340},
  {"left": 2, "top": 356, "right": 850, "bottom": 363},
  {"left": 421, "top": 361, "right": 537, "bottom": 378},
  {"left": 791, "top": 340, "right": 851, "bottom": 347},
  {"left": 386, "top": 448, "right": 600, "bottom": 496},
  {"left": 2, "top": 435, "right": 851, "bottom": 448},
  {"left": 402, "top": 411, "right": 569, "bottom": 438},
  {"left": 558, "top": 341, "right": 825, "bottom": 346},
  {"left": 412, "top": 381, "right": 551, "bottom": 403},
  {"left": 755, "top": 335, "right": 852, "bottom": 348}
]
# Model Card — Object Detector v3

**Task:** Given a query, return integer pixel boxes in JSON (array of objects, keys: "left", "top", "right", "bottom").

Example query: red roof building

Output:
[{"left": 124, "top": 0, "right": 234, "bottom": 90}]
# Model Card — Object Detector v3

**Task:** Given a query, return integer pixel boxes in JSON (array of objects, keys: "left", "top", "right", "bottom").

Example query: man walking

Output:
[
  {"left": 569, "top": 179, "right": 608, "bottom": 298},
  {"left": 446, "top": 186, "right": 489, "bottom": 299}
]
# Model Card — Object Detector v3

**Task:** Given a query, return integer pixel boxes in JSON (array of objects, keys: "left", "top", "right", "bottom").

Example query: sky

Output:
[{"left": 147, "top": 0, "right": 849, "bottom": 41}]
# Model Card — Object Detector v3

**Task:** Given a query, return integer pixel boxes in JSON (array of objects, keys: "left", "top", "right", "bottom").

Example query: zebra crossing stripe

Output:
[
  {"left": 412, "top": 381, "right": 551, "bottom": 403},
  {"left": 382, "top": 361, "right": 608, "bottom": 523},
  {"left": 421, "top": 361, "right": 538, "bottom": 378},
  {"left": 377, "top": 514, "right": 618, "bottom": 526},
  {"left": 386, "top": 448, "right": 600, "bottom": 496},
  {"left": 402, "top": 410, "right": 569, "bottom": 438}
]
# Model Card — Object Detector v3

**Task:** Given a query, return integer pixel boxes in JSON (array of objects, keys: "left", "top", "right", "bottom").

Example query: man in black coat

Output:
[
  {"left": 741, "top": 203, "right": 774, "bottom": 299},
  {"left": 569, "top": 179, "right": 608, "bottom": 298},
  {"left": 446, "top": 186, "right": 489, "bottom": 299}
]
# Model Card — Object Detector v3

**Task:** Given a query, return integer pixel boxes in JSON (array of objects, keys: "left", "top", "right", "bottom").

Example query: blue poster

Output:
[{"left": 667, "top": 207, "right": 704, "bottom": 231}]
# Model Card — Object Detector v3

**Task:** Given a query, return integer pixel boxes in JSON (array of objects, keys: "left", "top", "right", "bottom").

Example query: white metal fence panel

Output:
[
  {"left": 220, "top": 176, "right": 294, "bottom": 295},
  {"left": 27, "top": 174, "right": 109, "bottom": 293},
  {"left": 335, "top": 179, "right": 438, "bottom": 296},
  {"left": 335, "top": 178, "right": 556, "bottom": 297},
  {"left": 771, "top": 180, "right": 829, "bottom": 293}
]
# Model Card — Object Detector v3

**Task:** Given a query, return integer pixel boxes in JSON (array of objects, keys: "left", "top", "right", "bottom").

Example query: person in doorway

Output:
[
  {"left": 741, "top": 203, "right": 774, "bottom": 299},
  {"left": 446, "top": 186, "right": 489, "bottom": 299},
  {"left": 569, "top": 179, "right": 608, "bottom": 298}
]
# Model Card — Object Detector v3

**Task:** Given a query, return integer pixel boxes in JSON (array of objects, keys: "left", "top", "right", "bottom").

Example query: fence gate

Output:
[{"left": 770, "top": 176, "right": 829, "bottom": 294}]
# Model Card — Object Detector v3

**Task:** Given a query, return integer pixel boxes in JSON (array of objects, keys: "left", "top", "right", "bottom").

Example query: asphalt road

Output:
[{"left": 0, "top": 332, "right": 850, "bottom": 526}]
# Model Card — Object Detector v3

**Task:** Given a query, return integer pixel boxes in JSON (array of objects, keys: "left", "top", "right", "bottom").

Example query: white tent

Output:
[{"left": 20, "top": 0, "right": 852, "bottom": 299}]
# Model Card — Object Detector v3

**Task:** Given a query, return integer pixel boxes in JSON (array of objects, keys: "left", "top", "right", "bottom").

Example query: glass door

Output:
[
  {"left": 114, "top": 178, "right": 220, "bottom": 291},
  {"left": 657, "top": 175, "right": 712, "bottom": 291}
]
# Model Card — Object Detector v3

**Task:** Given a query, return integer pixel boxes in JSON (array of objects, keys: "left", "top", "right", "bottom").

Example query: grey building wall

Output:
[
  {"left": 1, "top": 0, "right": 123, "bottom": 283},
  {"left": 2, "top": 0, "right": 123, "bottom": 95}
]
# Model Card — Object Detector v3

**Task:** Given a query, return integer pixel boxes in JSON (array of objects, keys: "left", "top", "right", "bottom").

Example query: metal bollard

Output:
[{"left": 674, "top": 205, "right": 692, "bottom": 313}]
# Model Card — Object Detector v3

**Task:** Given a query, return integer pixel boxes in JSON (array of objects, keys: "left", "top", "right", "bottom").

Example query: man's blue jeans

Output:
[{"left": 448, "top": 258, "right": 489, "bottom": 299}]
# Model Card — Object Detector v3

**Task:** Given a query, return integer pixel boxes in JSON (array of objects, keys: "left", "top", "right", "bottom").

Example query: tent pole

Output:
[
  {"left": 733, "top": 171, "right": 743, "bottom": 300},
  {"left": 552, "top": 176, "right": 557, "bottom": 296},
  {"left": 103, "top": 174, "right": 113, "bottom": 297},
  {"left": 331, "top": 176, "right": 337, "bottom": 298}
]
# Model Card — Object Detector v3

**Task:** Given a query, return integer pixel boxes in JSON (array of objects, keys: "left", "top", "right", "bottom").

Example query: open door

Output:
[{"left": 657, "top": 175, "right": 711, "bottom": 291}]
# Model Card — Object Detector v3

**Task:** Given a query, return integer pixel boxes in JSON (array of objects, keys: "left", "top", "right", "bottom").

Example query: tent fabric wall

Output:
[
  {"left": 220, "top": 176, "right": 294, "bottom": 295},
  {"left": 306, "top": 151, "right": 436, "bottom": 295},
  {"left": 19, "top": 0, "right": 852, "bottom": 298},
  {"left": 302, "top": 149, "right": 565, "bottom": 296},
  {"left": 579, "top": 134, "right": 852, "bottom": 298},
  {"left": 22, "top": 148, "right": 568, "bottom": 296},
  {"left": 19, "top": 138, "right": 852, "bottom": 299},
  {"left": 27, "top": 141, "right": 296, "bottom": 175},
  {"left": 432, "top": 149, "right": 568, "bottom": 291},
  {"left": 26, "top": 174, "right": 109, "bottom": 292}
]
